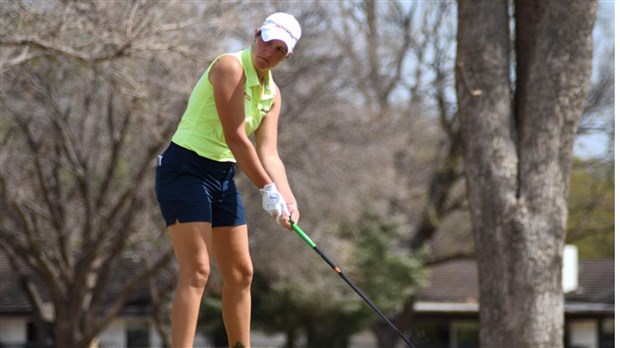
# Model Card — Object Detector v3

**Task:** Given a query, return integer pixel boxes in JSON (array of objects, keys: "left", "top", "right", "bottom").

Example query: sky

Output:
[{"left": 573, "top": 0, "right": 615, "bottom": 160}]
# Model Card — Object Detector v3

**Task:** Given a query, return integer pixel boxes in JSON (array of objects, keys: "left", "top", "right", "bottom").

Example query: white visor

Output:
[{"left": 259, "top": 12, "right": 301, "bottom": 54}]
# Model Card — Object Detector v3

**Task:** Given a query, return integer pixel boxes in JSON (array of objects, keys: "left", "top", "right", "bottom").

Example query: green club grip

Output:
[{"left": 290, "top": 222, "right": 317, "bottom": 248}]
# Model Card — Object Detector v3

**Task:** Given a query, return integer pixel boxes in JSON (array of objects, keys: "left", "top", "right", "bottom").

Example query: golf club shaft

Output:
[{"left": 290, "top": 222, "right": 417, "bottom": 348}]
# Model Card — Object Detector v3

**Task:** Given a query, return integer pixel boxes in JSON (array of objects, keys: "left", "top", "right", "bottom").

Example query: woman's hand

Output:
[{"left": 282, "top": 203, "right": 299, "bottom": 231}]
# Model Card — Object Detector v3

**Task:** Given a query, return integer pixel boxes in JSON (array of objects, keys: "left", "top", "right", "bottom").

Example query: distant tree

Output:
[
  {"left": 252, "top": 211, "right": 426, "bottom": 348},
  {"left": 566, "top": 1, "right": 615, "bottom": 260},
  {"left": 567, "top": 158, "right": 614, "bottom": 258},
  {"left": 331, "top": 3, "right": 466, "bottom": 346},
  {"left": 252, "top": 256, "right": 371, "bottom": 348},
  {"left": 456, "top": 1, "right": 597, "bottom": 347},
  {"left": 0, "top": 1, "right": 244, "bottom": 346},
  {"left": 345, "top": 211, "right": 427, "bottom": 348}
]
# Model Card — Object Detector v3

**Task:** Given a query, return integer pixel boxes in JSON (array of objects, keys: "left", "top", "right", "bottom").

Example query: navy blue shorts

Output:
[{"left": 155, "top": 142, "right": 246, "bottom": 227}]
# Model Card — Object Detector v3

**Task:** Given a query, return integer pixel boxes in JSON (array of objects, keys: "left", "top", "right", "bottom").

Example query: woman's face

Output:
[{"left": 252, "top": 34, "right": 288, "bottom": 72}]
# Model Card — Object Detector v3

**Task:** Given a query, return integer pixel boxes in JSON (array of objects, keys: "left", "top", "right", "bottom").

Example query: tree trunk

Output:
[
  {"left": 305, "top": 323, "right": 350, "bottom": 348},
  {"left": 371, "top": 297, "right": 415, "bottom": 348},
  {"left": 372, "top": 323, "right": 399, "bottom": 348},
  {"left": 456, "top": 1, "right": 597, "bottom": 347},
  {"left": 285, "top": 329, "right": 297, "bottom": 348}
]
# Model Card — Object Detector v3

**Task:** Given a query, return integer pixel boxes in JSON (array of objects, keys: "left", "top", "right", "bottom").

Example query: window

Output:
[
  {"left": 412, "top": 318, "right": 480, "bottom": 348},
  {"left": 413, "top": 319, "right": 450, "bottom": 348},
  {"left": 453, "top": 321, "right": 479, "bottom": 348},
  {"left": 600, "top": 317, "right": 614, "bottom": 348}
]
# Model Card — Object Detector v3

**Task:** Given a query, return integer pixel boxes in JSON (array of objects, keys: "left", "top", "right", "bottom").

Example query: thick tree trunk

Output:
[
  {"left": 457, "top": 2, "right": 516, "bottom": 347},
  {"left": 456, "top": 1, "right": 596, "bottom": 347},
  {"left": 512, "top": 1, "right": 597, "bottom": 346}
]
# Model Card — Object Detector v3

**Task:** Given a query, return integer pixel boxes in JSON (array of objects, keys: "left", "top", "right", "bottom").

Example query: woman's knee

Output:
[
  {"left": 226, "top": 261, "right": 253, "bottom": 289},
  {"left": 179, "top": 260, "right": 211, "bottom": 288}
]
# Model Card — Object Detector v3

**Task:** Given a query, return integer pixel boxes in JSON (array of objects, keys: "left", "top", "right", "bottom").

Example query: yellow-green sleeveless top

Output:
[{"left": 171, "top": 47, "right": 275, "bottom": 162}]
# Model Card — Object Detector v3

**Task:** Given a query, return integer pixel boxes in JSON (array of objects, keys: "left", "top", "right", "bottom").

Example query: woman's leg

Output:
[
  {"left": 212, "top": 225, "right": 253, "bottom": 348},
  {"left": 168, "top": 221, "right": 213, "bottom": 348}
]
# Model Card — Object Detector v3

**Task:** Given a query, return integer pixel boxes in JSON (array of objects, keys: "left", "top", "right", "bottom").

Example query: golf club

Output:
[{"left": 290, "top": 221, "right": 417, "bottom": 348}]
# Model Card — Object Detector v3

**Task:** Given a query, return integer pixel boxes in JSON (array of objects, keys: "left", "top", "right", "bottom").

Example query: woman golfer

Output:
[{"left": 155, "top": 12, "right": 301, "bottom": 348}]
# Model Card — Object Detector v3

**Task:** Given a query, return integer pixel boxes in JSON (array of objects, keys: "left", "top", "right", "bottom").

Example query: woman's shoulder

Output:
[
  {"left": 209, "top": 54, "right": 244, "bottom": 83},
  {"left": 211, "top": 54, "right": 243, "bottom": 72}
]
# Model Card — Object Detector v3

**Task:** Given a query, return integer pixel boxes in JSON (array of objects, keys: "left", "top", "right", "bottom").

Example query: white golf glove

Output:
[{"left": 260, "top": 183, "right": 290, "bottom": 223}]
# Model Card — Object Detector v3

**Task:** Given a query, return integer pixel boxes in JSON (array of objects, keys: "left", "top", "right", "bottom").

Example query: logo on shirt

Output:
[{"left": 244, "top": 92, "right": 251, "bottom": 102}]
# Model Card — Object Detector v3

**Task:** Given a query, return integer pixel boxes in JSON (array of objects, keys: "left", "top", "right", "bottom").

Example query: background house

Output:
[{"left": 412, "top": 254, "right": 614, "bottom": 348}]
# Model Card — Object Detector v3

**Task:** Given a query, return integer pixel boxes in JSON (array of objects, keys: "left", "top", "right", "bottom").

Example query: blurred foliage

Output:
[
  {"left": 198, "top": 293, "right": 228, "bottom": 347},
  {"left": 251, "top": 211, "right": 427, "bottom": 347},
  {"left": 344, "top": 211, "right": 427, "bottom": 314},
  {"left": 567, "top": 158, "right": 614, "bottom": 259},
  {"left": 252, "top": 257, "right": 373, "bottom": 347}
]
